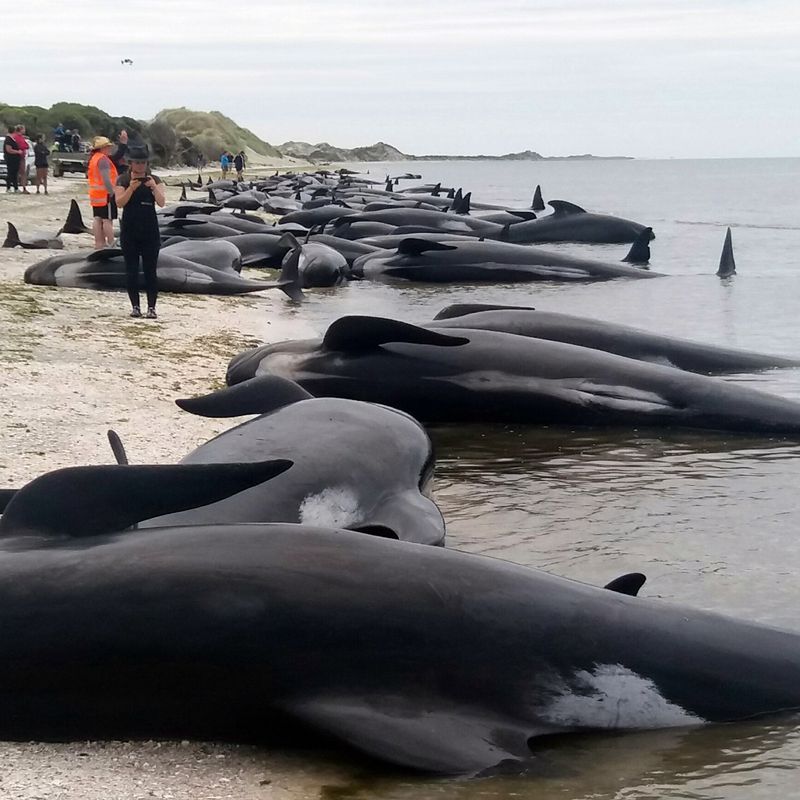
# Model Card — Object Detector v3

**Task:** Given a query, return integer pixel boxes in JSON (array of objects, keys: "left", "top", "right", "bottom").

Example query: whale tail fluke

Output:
[
  {"left": 3, "top": 222, "right": 21, "bottom": 248},
  {"left": 455, "top": 192, "right": 471, "bottom": 215},
  {"left": 532, "top": 184, "right": 545, "bottom": 211},
  {"left": 276, "top": 246, "right": 306, "bottom": 303},
  {"left": 60, "top": 199, "right": 91, "bottom": 234},
  {"left": 717, "top": 227, "right": 736, "bottom": 278},
  {"left": 622, "top": 228, "right": 652, "bottom": 265}
]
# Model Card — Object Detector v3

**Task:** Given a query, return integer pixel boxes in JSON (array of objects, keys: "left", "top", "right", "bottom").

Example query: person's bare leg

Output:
[
  {"left": 93, "top": 217, "right": 106, "bottom": 249},
  {"left": 35, "top": 169, "right": 41, "bottom": 193},
  {"left": 43, "top": 169, "right": 48, "bottom": 195},
  {"left": 19, "top": 163, "right": 29, "bottom": 193},
  {"left": 103, "top": 220, "right": 115, "bottom": 246}
]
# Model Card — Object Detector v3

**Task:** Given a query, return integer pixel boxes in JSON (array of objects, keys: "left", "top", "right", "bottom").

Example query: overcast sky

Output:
[{"left": 5, "top": 0, "right": 798, "bottom": 158}]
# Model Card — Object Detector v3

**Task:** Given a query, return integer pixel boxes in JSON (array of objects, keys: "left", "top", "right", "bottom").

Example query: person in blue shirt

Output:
[{"left": 220, "top": 151, "right": 230, "bottom": 178}]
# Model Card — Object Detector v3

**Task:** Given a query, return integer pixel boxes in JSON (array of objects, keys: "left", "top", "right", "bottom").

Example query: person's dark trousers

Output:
[
  {"left": 122, "top": 235, "right": 160, "bottom": 309},
  {"left": 4, "top": 156, "right": 20, "bottom": 190}
]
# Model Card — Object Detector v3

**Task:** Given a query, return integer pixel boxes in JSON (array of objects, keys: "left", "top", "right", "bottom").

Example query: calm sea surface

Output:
[{"left": 259, "top": 158, "right": 800, "bottom": 798}]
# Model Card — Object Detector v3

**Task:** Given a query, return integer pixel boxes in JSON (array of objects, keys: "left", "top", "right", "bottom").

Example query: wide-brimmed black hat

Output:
[{"left": 128, "top": 143, "right": 150, "bottom": 161}]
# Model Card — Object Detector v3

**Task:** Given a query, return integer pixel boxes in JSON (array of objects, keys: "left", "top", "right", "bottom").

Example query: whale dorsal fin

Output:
[
  {"left": 433, "top": 303, "right": 536, "bottom": 320},
  {"left": 716, "top": 227, "right": 736, "bottom": 278},
  {"left": 396, "top": 238, "right": 457, "bottom": 257},
  {"left": 532, "top": 184, "right": 545, "bottom": 212},
  {"left": 0, "top": 461, "right": 293, "bottom": 539},
  {"left": 3, "top": 222, "right": 21, "bottom": 248},
  {"left": 177, "top": 375, "right": 313, "bottom": 418},
  {"left": 622, "top": 228, "right": 652, "bottom": 264},
  {"left": 549, "top": 200, "right": 587, "bottom": 216},
  {"left": 323, "top": 316, "right": 469, "bottom": 352},
  {"left": 179, "top": 183, "right": 187, "bottom": 201},
  {"left": 604, "top": 572, "right": 647, "bottom": 596},
  {"left": 60, "top": 199, "right": 90, "bottom": 234}
]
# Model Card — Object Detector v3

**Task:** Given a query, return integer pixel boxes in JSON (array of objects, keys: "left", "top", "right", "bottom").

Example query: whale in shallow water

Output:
[
  {"left": 226, "top": 315, "right": 800, "bottom": 433},
  {"left": 504, "top": 201, "right": 655, "bottom": 244},
  {"left": 3, "top": 476, "right": 800, "bottom": 775},
  {"left": 431, "top": 304, "right": 800, "bottom": 373},
  {"left": 349, "top": 233, "right": 656, "bottom": 283}
]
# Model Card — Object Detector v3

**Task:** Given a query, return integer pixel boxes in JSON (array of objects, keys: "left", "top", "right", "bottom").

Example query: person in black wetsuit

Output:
[
  {"left": 113, "top": 143, "right": 166, "bottom": 319},
  {"left": 3, "top": 126, "right": 21, "bottom": 192}
]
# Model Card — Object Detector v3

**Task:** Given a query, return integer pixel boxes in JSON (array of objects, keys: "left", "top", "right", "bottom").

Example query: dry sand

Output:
[{"left": 0, "top": 174, "right": 354, "bottom": 799}]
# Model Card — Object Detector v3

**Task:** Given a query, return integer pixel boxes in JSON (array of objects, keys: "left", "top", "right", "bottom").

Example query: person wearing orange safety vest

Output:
[{"left": 87, "top": 131, "right": 128, "bottom": 249}]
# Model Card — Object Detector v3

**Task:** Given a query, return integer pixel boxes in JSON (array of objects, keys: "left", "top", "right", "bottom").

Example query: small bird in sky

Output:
[{"left": 121, "top": 58, "right": 134, "bottom": 66}]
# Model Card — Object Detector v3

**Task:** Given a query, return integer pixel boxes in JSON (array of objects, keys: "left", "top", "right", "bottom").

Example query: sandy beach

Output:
[{"left": 0, "top": 172, "right": 348, "bottom": 799}]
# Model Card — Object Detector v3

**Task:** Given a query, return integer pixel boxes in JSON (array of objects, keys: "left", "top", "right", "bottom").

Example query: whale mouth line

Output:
[{"left": 350, "top": 524, "right": 399, "bottom": 540}]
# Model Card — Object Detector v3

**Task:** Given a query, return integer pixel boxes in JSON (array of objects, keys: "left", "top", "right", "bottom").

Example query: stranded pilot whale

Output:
[
  {"left": 432, "top": 304, "right": 800, "bottom": 374},
  {"left": 138, "top": 375, "right": 444, "bottom": 545},
  {"left": 4, "top": 474, "right": 800, "bottom": 775},
  {"left": 226, "top": 316, "right": 800, "bottom": 433}
]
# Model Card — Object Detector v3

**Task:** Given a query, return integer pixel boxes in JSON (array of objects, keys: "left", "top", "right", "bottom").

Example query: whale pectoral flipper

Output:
[
  {"left": 0, "top": 460, "right": 293, "bottom": 539},
  {"left": 323, "top": 316, "right": 470, "bottom": 352},
  {"left": 285, "top": 697, "right": 539, "bottom": 775},
  {"left": 177, "top": 375, "right": 313, "bottom": 418},
  {"left": 604, "top": 573, "right": 647, "bottom": 596},
  {"left": 107, "top": 429, "right": 130, "bottom": 465}
]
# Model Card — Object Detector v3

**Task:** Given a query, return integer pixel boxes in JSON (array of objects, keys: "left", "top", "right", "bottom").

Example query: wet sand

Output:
[{"left": 0, "top": 173, "right": 344, "bottom": 799}]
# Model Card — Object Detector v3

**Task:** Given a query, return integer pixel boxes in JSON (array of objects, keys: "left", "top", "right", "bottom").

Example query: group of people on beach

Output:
[
  {"left": 3, "top": 124, "right": 51, "bottom": 194},
  {"left": 220, "top": 150, "right": 246, "bottom": 181},
  {"left": 53, "top": 124, "right": 83, "bottom": 153},
  {"left": 86, "top": 129, "right": 165, "bottom": 319}
]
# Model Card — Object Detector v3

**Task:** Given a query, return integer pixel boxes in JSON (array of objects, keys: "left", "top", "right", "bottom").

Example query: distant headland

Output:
[{"left": 0, "top": 102, "right": 632, "bottom": 165}]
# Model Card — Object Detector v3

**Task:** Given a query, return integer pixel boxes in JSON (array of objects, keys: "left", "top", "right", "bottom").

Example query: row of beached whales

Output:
[
  {"left": 4, "top": 172, "right": 795, "bottom": 776},
  {"left": 4, "top": 300, "right": 800, "bottom": 775},
  {"left": 10, "top": 168, "right": 735, "bottom": 299}
]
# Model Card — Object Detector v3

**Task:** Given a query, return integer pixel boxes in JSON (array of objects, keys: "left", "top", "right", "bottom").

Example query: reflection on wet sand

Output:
[{"left": 319, "top": 717, "right": 800, "bottom": 800}]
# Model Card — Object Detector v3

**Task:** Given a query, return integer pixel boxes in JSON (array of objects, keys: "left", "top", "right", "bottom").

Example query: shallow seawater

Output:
[
  {"left": 248, "top": 159, "right": 800, "bottom": 797},
  {"left": 184, "top": 159, "right": 800, "bottom": 800}
]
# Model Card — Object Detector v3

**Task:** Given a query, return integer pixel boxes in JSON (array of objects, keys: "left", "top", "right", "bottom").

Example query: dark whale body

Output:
[
  {"left": 226, "top": 316, "right": 800, "bottom": 433},
  {"left": 432, "top": 305, "right": 800, "bottom": 374},
  {"left": 3, "top": 480, "right": 800, "bottom": 775},
  {"left": 143, "top": 377, "right": 444, "bottom": 545}
]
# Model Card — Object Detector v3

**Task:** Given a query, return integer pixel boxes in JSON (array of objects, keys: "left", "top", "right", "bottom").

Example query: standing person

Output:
[
  {"left": 12, "top": 125, "right": 30, "bottom": 194},
  {"left": 53, "top": 122, "right": 65, "bottom": 150},
  {"left": 114, "top": 143, "right": 165, "bottom": 319},
  {"left": 33, "top": 134, "right": 49, "bottom": 194},
  {"left": 220, "top": 151, "right": 229, "bottom": 179},
  {"left": 234, "top": 150, "right": 245, "bottom": 181},
  {"left": 71, "top": 130, "right": 81, "bottom": 152},
  {"left": 3, "top": 126, "right": 21, "bottom": 192},
  {"left": 87, "top": 136, "right": 120, "bottom": 249}
]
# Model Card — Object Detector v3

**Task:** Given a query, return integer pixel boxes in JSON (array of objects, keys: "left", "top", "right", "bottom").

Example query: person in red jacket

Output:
[{"left": 11, "top": 125, "right": 30, "bottom": 194}]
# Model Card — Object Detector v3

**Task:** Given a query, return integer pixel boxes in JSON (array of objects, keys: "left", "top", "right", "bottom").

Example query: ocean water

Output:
[{"left": 257, "top": 158, "right": 800, "bottom": 798}]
